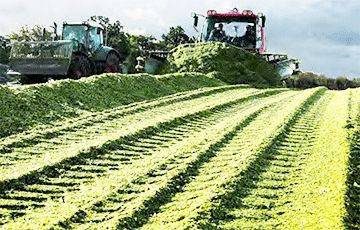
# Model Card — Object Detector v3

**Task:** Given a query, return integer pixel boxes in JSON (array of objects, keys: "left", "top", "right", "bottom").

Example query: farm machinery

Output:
[
  {"left": 9, "top": 22, "right": 121, "bottom": 83},
  {"left": 191, "top": 8, "right": 300, "bottom": 76},
  {"left": 142, "top": 8, "right": 300, "bottom": 77}
]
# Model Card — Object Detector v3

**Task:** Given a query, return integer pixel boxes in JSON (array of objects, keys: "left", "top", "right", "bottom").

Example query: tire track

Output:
[
  {"left": 0, "top": 87, "right": 273, "bottom": 183},
  {"left": 198, "top": 91, "right": 330, "bottom": 229},
  {"left": 0, "top": 85, "right": 243, "bottom": 150},
  {"left": 75, "top": 89, "right": 320, "bottom": 230},
  {"left": 345, "top": 122, "right": 360, "bottom": 229},
  {"left": 60, "top": 110, "right": 260, "bottom": 230},
  {"left": 0, "top": 90, "right": 295, "bottom": 228},
  {"left": 345, "top": 89, "right": 360, "bottom": 229},
  {"left": 271, "top": 91, "right": 350, "bottom": 229}
]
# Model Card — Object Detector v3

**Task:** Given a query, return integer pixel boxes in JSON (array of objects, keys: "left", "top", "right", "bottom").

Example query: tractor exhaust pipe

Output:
[
  {"left": 42, "top": 28, "right": 46, "bottom": 41},
  {"left": 51, "top": 22, "right": 58, "bottom": 41}
]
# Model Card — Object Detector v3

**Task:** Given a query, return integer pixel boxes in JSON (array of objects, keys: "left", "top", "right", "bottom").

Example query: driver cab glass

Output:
[
  {"left": 62, "top": 25, "right": 87, "bottom": 44},
  {"left": 88, "top": 27, "right": 102, "bottom": 51},
  {"left": 211, "top": 22, "right": 250, "bottom": 38},
  {"left": 205, "top": 19, "right": 257, "bottom": 46},
  {"left": 226, "top": 23, "right": 248, "bottom": 37}
]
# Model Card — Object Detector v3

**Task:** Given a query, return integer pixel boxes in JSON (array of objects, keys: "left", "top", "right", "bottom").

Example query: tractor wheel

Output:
[
  {"left": 69, "top": 55, "right": 92, "bottom": 79},
  {"left": 105, "top": 52, "right": 121, "bottom": 73},
  {"left": 20, "top": 75, "right": 47, "bottom": 84}
]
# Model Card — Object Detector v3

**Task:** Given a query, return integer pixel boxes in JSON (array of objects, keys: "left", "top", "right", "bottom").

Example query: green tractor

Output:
[{"left": 9, "top": 22, "right": 121, "bottom": 83}]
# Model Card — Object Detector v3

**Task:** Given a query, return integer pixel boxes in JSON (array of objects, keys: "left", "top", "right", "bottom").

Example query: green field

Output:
[{"left": 0, "top": 75, "right": 359, "bottom": 229}]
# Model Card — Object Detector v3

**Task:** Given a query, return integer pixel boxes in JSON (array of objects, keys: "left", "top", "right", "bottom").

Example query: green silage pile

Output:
[
  {"left": 0, "top": 72, "right": 224, "bottom": 138},
  {"left": 163, "top": 42, "right": 281, "bottom": 86}
]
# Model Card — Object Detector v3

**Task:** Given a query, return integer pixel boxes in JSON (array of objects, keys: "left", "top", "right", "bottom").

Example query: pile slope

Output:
[
  {"left": 0, "top": 72, "right": 225, "bottom": 138},
  {"left": 0, "top": 86, "right": 358, "bottom": 229},
  {"left": 162, "top": 42, "right": 281, "bottom": 86},
  {"left": 0, "top": 85, "right": 288, "bottom": 228}
]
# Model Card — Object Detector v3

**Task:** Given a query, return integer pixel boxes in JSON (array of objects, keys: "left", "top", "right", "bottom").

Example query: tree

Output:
[
  {"left": 335, "top": 77, "right": 351, "bottom": 90},
  {"left": 123, "top": 34, "right": 167, "bottom": 73},
  {"left": 89, "top": 16, "right": 131, "bottom": 61},
  {"left": 353, "top": 78, "right": 360, "bottom": 87},
  {"left": 161, "top": 26, "right": 191, "bottom": 49},
  {"left": 89, "top": 16, "right": 169, "bottom": 73},
  {"left": 130, "top": 35, "right": 167, "bottom": 51},
  {"left": 0, "top": 36, "right": 10, "bottom": 64},
  {"left": 284, "top": 72, "right": 360, "bottom": 90},
  {"left": 8, "top": 25, "right": 53, "bottom": 42}
]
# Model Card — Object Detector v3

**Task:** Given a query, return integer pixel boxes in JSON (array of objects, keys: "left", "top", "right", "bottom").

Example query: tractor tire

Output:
[
  {"left": 0, "top": 76, "right": 8, "bottom": 84},
  {"left": 105, "top": 52, "right": 121, "bottom": 73},
  {"left": 69, "top": 55, "right": 92, "bottom": 79},
  {"left": 20, "top": 75, "right": 47, "bottom": 84}
]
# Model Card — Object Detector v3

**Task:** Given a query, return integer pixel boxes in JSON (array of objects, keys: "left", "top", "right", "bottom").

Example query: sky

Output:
[{"left": 0, "top": 0, "right": 359, "bottom": 77}]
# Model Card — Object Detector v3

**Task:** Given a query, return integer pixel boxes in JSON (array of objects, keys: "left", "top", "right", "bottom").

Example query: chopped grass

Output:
[
  {"left": 345, "top": 88, "right": 360, "bottom": 229},
  {"left": 161, "top": 42, "right": 281, "bottom": 86},
  {"left": 0, "top": 72, "right": 225, "bottom": 138},
  {"left": 0, "top": 87, "right": 358, "bottom": 229},
  {"left": 1, "top": 89, "right": 289, "bottom": 228},
  {"left": 138, "top": 89, "right": 319, "bottom": 229}
]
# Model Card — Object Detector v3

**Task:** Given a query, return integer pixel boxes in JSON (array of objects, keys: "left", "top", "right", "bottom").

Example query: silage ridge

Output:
[{"left": 0, "top": 73, "right": 225, "bottom": 139}]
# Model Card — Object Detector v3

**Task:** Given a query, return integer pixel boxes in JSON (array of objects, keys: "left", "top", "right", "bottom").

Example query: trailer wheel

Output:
[
  {"left": 69, "top": 55, "right": 92, "bottom": 79},
  {"left": 105, "top": 52, "right": 120, "bottom": 73}
]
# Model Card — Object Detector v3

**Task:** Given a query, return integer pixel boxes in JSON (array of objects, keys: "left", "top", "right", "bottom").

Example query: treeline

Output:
[
  {"left": 0, "top": 16, "right": 193, "bottom": 73},
  {"left": 284, "top": 72, "right": 360, "bottom": 90}
]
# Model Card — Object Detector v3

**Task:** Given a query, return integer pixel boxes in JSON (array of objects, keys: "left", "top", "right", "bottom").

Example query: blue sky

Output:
[{"left": 0, "top": 0, "right": 359, "bottom": 77}]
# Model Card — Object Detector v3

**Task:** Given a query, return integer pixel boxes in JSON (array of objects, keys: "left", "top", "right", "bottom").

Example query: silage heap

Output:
[
  {"left": 164, "top": 42, "right": 281, "bottom": 86},
  {"left": 0, "top": 73, "right": 225, "bottom": 138}
]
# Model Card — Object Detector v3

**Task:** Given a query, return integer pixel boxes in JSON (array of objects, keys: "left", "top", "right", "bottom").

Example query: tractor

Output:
[
  {"left": 192, "top": 8, "right": 301, "bottom": 76},
  {"left": 9, "top": 22, "right": 121, "bottom": 83}
]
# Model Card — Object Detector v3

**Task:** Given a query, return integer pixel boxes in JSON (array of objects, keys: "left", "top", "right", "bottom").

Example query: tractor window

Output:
[
  {"left": 221, "top": 22, "right": 249, "bottom": 38},
  {"left": 62, "top": 25, "right": 87, "bottom": 44},
  {"left": 205, "top": 21, "right": 253, "bottom": 40},
  {"left": 203, "top": 19, "right": 257, "bottom": 48},
  {"left": 88, "top": 28, "right": 103, "bottom": 51}
]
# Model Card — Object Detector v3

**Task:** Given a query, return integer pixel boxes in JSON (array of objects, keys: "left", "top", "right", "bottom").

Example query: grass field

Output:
[{"left": 0, "top": 81, "right": 359, "bottom": 229}]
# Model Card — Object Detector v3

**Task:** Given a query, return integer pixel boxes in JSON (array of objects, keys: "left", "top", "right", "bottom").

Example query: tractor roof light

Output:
[
  {"left": 207, "top": 10, "right": 217, "bottom": 16},
  {"left": 207, "top": 9, "right": 257, "bottom": 18},
  {"left": 242, "top": 10, "right": 254, "bottom": 16}
]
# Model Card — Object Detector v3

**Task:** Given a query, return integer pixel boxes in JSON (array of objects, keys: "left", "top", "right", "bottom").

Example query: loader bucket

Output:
[
  {"left": 9, "top": 41, "right": 73, "bottom": 76},
  {"left": 260, "top": 53, "right": 300, "bottom": 78},
  {"left": 275, "top": 59, "right": 300, "bottom": 78}
]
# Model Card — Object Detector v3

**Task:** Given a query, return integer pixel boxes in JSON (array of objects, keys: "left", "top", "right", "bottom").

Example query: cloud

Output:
[
  {"left": 125, "top": 27, "right": 147, "bottom": 36},
  {"left": 325, "top": 31, "right": 360, "bottom": 46}
]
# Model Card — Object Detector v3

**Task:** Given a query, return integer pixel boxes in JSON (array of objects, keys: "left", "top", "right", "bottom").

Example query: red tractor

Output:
[{"left": 193, "top": 8, "right": 300, "bottom": 76}]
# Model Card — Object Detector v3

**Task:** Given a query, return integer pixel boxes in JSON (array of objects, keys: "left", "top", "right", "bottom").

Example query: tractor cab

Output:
[
  {"left": 62, "top": 23, "right": 105, "bottom": 53},
  {"left": 194, "top": 9, "right": 266, "bottom": 54},
  {"left": 192, "top": 8, "right": 301, "bottom": 77}
]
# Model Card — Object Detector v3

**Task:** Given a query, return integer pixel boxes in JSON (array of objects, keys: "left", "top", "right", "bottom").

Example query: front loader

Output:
[{"left": 9, "top": 22, "right": 121, "bottom": 83}]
